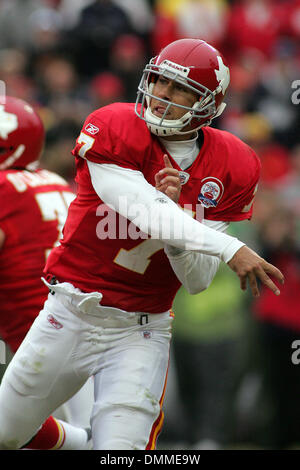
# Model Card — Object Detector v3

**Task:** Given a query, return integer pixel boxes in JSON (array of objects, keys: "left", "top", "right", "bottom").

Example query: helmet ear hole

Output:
[
  {"left": 0, "top": 147, "right": 8, "bottom": 155},
  {"left": 150, "top": 74, "right": 157, "bottom": 84}
]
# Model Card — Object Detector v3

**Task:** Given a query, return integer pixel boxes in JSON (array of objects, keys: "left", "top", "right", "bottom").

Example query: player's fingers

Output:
[
  {"left": 255, "top": 266, "right": 281, "bottom": 296},
  {"left": 264, "top": 262, "right": 285, "bottom": 285},
  {"left": 155, "top": 171, "right": 168, "bottom": 186},
  {"left": 166, "top": 186, "right": 176, "bottom": 196},
  {"left": 166, "top": 186, "right": 180, "bottom": 202},
  {"left": 159, "top": 182, "right": 180, "bottom": 194},
  {"left": 155, "top": 171, "right": 177, "bottom": 186},
  {"left": 158, "top": 167, "right": 179, "bottom": 178},
  {"left": 160, "top": 175, "right": 181, "bottom": 187},
  {"left": 163, "top": 154, "right": 173, "bottom": 168},
  {"left": 240, "top": 275, "right": 247, "bottom": 292},
  {"left": 247, "top": 271, "right": 260, "bottom": 297},
  {"left": 156, "top": 183, "right": 168, "bottom": 193}
]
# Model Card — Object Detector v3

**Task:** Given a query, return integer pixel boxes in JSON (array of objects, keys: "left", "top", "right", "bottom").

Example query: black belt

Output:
[
  {"left": 139, "top": 314, "right": 149, "bottom": 325},
  {"left": 46, "top": 275, "right": 58, "bottom": 295}
]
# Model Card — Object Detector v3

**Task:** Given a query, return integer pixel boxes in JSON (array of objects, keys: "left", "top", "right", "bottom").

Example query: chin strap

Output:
[
  {"left": 144, "top": 101, "right": 226, "bottom": 137},
  {"left": 144, "top": 107, "right": 193, "bottom": 136},
  {"left": 143, "top": 81, "right": 227, "bottom": 136},
  {"left": 214, "top": 102, "right": 226, "bottom": 118}
]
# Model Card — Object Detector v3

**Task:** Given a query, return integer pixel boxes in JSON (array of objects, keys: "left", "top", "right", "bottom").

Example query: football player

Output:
[
  {"left": 0, "top": 96, "right": 92, "bottom": 449},
  {"left": 0, "top": 40, "right": 284, "bottom": 450}
]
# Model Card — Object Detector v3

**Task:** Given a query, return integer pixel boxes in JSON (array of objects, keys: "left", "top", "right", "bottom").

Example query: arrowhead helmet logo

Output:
[
  {"left": 215, "top": 56, "right": 230, "bottom": 95},
  {"left": 0, "top": 105, "right": 18, "bottom": 139}
]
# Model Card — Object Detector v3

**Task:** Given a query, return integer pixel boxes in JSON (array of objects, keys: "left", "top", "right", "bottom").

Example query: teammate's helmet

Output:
[
  {"left": 135, "top": 38, "right": 230, "bottom": 136},
  {"left": 0, "top": 96, "right": 45, "bottom": 170}
]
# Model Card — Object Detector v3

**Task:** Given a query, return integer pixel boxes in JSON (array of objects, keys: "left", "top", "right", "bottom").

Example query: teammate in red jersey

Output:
[
  {"left": 0, "top": 40, "right": 284, "bottom": 450},
  {"left": 0, "top": 96, "right": 92, "bottom": 450}
]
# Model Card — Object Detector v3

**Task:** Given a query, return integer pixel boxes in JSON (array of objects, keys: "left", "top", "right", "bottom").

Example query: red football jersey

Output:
[
  {"left": 45, "top": 103, "right": 261, "bottom": 314},
  {"left": 0, "top": 168, "right": 74, "bottom": 352}
]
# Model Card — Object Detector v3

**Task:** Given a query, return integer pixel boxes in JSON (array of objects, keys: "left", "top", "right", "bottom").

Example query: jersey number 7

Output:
[{"left": 35, "top": 191, "right": 75, "bottom": 260}]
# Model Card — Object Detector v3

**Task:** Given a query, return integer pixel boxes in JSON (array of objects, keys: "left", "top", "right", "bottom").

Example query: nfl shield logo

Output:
[{"left": 179, "top": 171, "right": 190, "bottom": 185}]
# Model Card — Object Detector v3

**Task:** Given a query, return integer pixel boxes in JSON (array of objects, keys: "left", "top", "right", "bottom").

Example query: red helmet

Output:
[
  {"left": 0, "top": 96, "right": 45, "bottom": 170},
  {"left": 135, "top": 38, "right": 230, "bottom": 136}
]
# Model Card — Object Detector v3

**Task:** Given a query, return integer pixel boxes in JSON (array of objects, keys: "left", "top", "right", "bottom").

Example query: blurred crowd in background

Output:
[{"left": 0, "top": 0, "right": 299, "bottom": 450}]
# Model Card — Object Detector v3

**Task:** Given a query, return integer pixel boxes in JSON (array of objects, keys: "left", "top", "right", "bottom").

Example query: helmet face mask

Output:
[
  {"left": 0, "top": 96, "right": 45, "bottom": 170},
  {"left": 135, "top": 39, "right": 230, "bottom": 137}
]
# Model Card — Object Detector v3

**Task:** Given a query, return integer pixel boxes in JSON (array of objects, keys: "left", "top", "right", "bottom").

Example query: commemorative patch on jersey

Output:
[
  {"left": 179, "top": 171, "right": 190, "bottom": 185},
  {"left": 85, "top": 123, "right": 100, "bottom": 135},
  {"left": 198, "top": 177, "right": 224, "bottom": 208}
]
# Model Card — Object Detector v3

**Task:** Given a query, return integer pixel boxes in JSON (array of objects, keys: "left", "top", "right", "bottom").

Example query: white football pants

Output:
[
  {"left": 0, "top": 282, "right": 173, "bottom": 450},
  {"left": 53, "top": 376, "right": 94, "bottom": 428}
]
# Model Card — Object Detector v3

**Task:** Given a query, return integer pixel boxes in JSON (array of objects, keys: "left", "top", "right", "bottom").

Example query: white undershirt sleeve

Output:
[
  {"left": 87, "top": 162, "right": 245, "bottom": 263},
  {"left": 164, "top": 220, "right": 228, "bottom": 294}
]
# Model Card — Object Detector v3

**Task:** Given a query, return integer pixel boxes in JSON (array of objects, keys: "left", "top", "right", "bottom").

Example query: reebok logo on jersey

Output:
[
  {"left": 47, "top": 314, "right": 63, "bottom": 329},
  {"left": 85, "top": 123, "right": 99, "bottom": 135}
]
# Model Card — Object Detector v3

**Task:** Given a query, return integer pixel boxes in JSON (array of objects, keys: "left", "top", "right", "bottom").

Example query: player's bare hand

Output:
[
  {"left": 228, "top": 245, "right": 285, "bottom": 297},
  {"left": 155, "top": 154, "right": 181, "bottom": 203}
]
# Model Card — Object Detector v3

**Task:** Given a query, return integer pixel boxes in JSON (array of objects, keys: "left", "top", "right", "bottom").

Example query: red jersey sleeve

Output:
[
  {"left": 212, "top": 151, "right": 261, "bottom": 221},
  {"left": 72, "top": 103, "right": 148, "bottom": 172},
  {"left": 202, "top": 129, "right": 261, "bottom": 222}
]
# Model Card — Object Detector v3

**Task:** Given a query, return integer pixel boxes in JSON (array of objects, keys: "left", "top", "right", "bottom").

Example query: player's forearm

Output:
[
  {"left": 88, "top": 162, "right": 245, "bottom": 262},
  {"left": 165, "top": 248, "right": 220, "bottom": 294},
  {"left": 164, "top": 220, "right": 228, "bottom": 293}
]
